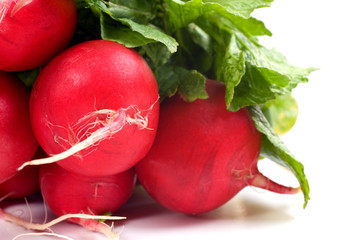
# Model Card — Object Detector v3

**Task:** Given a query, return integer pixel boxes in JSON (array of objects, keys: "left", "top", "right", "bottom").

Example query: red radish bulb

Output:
[
  {"left": 0, "top": 148, "right": 46, "bottom": 200},
  {"left": 39, "top": 163, "right": 135, "bottom": 238},
  {"left": 0, "top": 0, "right": 77, "bottom": 72},
  {"left": 0, "top": 71, "right": 38, "bottom": 183},
  {"left": 0, "top": 165, "right": 39, "bottom": 200},
  {"left": 39, "top": 164, "right": 135, "bottom": 218},
  {"left": 135, "top": 80, "right": 299, "bottom": 214},
  {"left": 29, "top": 40, "right": 159, "bottom": 177}
]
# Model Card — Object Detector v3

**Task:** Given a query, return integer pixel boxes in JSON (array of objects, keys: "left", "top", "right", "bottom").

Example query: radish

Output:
[
  {"left": 27, "top": 40, "right": 159, "bottom": 176},
  {"left": 0, "top": 148, "right": 47, "bottom": 200},
  {"left": 135, "top": 80, "right": 299, "bottom": 214},
  {"left": 39, "top": 164, "right": 135, "bottom": 218},
  {"left": 0, "top": 71, "right": 38, "bottom": 184},
  {"left": 0, "top": 165, "right": 39, "bottom": 200},
  {"left": 0, "top": 0, "right": 77, "bottom": 72},
  {"left": 39, "top": 163, "right": 135, "bottom": 239}
]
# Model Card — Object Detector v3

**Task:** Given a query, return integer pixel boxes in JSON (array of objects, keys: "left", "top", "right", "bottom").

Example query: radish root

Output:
[
  {"left": 0, "top": 2, "right": 10, "bottom": 23},
  {"left": 249, "top": 172, "right": 300, "bottom": 194},
  {"left": 13, "top": 232, "right": 75, "bottom": 240},
  {"left": 232, "top": 168, "right": 300, "bottom": 194},
  {"left": 18, "top": 99, "right": 158, "bottom": 171},
  {"left": 11, "top": 0, "right": 33, "bottom": 16},
  {"left": 0, "top": 208, "right": 125, "bottom": 240}
]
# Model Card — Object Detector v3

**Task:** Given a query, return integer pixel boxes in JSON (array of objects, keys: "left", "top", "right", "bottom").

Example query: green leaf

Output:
[
  {"left": 117, "top": 18, "right": 178, "bottom": 52},
  {"left": 155, "top": 63, "right": 181, "bottom": 100},
  {"left": 165, "top": 0, "right": 273, "bottom": 32},
  {"left": 228, "top": 63, "right": 276, "bottom": 111},
  {"left": 186, "top": 23, "right": 212, "bottom": 55},
  {"left": 101, "top": 13, "right": 155, "bottom": 48},
  {"left": 142, "top": 42, "right": 172, "bottom": 69},
  {"left": 262, "top": 94, "right": 298, "bottom": 135},
  {"left": 174, "top": 23, "right": 213, "bottom": 73},
  {"left": 101, "top": 14, "right": 178, "bottom": 52},
  {"left": 86, "top": 0, "right": 178, "bottom": 52},
  {"left": 197, "top": 14, "right": 315, "bottom": 110},
  {"left": 106, "top": 0, "right": 155, "bottom": 23},
  {"left": 248, "top": 105, "right": 310, "bottom": 208},
  {"left": 234, "top": 30, "right": 317, "bottom": 90},
  {"left": 155, "top": 63, "right": 208, "bottom": 102},
  {"left": 215, "top": 34, "right": 246, "bottom": 108},
  {"left": 84, "top": 0, "right": 110, "bottom": 13},
  {"left": 178, "top": 70, "right": 208, "bottom": 101},
  {"left": 203, "top": 0, "right": 273, "bottom": 18}
]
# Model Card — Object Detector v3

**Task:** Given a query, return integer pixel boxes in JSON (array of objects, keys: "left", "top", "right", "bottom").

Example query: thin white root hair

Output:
[
  {"left": 0, "top": 192, "right": 15, "bottom": 202},
  {"left": 13, "top": 232, "right": 75, "bottom": 240},
  {"left": 17, "top": 98, "right": 159, "bottom": 171},
  {"left": 74, "top": 218, "right": 122, "bottom": 240},
  {"left": 23, "top": 198, "right": 32, "bottom": 225},
  {"left": 1, "top": 208, "right": 125, "bottom": 240},
  {"left": 0, "top": 3, "right": 9, "bottom": 24},
  {"left": 17, "top": 110, "right": 126, "bottom": 171},
  {"left": 124, "top": 97, "right": 159, "bottom": 130},
  {"left": 2, "top": 212, "right": 126, "bottom": 230},
  {"left": 10, "top": 0, "right": 33, "bottom": 16}
]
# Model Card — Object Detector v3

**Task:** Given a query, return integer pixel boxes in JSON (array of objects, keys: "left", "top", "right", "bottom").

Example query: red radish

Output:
[
  {"left": 0, "top": 148, "right": 47, "bottom": 200},
  {"left": 135, "top": 80, "right": 299, "bottom": 214},
  {"left": 0, "top": 71, "right": 38, "bottom": 184},
  {"left": 39, "top": 163, "right": 135, "bottom": 238},
  {"left": 39, "top": 164, "right": 135, "bottom": 217},
  {"left": 28, "top": 40, "right": 159, "bottom": 176},
  {"left": 0, "top": 0, "right": 77, "bottom": 72},
  {"left": 0, "top": 165, "right": 39, "bottom": 200}
]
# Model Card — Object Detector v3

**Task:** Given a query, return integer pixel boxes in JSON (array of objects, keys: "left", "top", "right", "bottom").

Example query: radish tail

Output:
[
  {"left": 17, "top": 110, "right": 127, "bottom": 171},
  {"left": 249, "top": 172, "right": 300, "bottom": 194},
  {"left": 0, "top": 208, "right": 124, "bottom": 240},
  {"left": 70, "top": 218, "right": 121, "bottom": 240},
  {"left": 18, "top": 99, "right": 158, "bottom": 171}
]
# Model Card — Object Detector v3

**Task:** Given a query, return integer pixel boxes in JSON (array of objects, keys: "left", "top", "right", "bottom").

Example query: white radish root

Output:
[
  {"left": 0, "top": 208, "right": 125, "bottom": 240},
  {"left": 18, "top": 99, "right": 158, "bottom": 171},
  {"left": 0, "top": 2, "right": 10, "bottom": 23},
  {"left": 13, "top": 232, "right": 75, "bottom": 240},
  {"left": 11, "top": 0, "right": 33, "bottom": 16}
]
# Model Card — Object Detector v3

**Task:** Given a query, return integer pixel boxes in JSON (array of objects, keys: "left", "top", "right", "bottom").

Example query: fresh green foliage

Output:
[
  {"left": 74, "top": 0, "right": 313, "bottom": 206},
  {"left": 77, "top": 0, "right": 314, "bottom": 107},
  {"left": 262, "top": 94, "right": 298, "bottom": 135},
  {"left": 248, "top": 105, "right": 310, "bottom": 208}
]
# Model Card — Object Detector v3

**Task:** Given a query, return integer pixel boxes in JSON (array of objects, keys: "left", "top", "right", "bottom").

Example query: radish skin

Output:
[
  {"left": 0, "top": 0, "right": 77, "bottom": 71},
  {"left": 29, "top": 40, "right": 159, "bottom": 176},
  {"left": 35, "top": 163, "right": 135, "bottom": 239},
  {"left": 0, "top": 165, "right": 39, "bottom": 200},
  {"left": 0, "top": 71, "right": 38, "bottom": 183},
  {"left": 19, "top": 101, "right": 158, "bottom": 171},
  {"left": 39, "top": 164, "right": 135, "bottom": 218},
  {"left": 136, "top": 80, "right": 299, "bottom": 214}
]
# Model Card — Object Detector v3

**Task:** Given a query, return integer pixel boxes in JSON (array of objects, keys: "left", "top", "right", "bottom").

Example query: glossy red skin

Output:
[
  {"left": 30, "top": 40, "right": 159, "bottom": 177},
  {"left": 135, "top": 80, "right": 262, "bottom": 214},
  {"left": 0, "top": 71, "right": 39, "bottom": 183},
  {"left": 0, "top": 165, "right": 39, "bottom": 199},
  {"left": 39, "top": 164, "right": 135, "bottom": 217},
  {"left": 0, "top": 0, "right": 77, "bottom": 72}
]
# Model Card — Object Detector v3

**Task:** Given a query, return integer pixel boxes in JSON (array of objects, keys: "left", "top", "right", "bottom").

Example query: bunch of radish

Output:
[{"left": 0, "top": 0, "right": 311, "bottom": 239}]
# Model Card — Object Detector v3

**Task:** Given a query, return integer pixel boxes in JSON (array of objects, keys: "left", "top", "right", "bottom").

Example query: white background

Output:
[{"left": 1, "top": 0, "right": 360, "bottom": 239}]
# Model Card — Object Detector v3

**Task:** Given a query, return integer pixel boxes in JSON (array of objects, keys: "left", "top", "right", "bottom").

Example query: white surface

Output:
[{"left": 2, "top": 0, "right": 360, "bottom": 239}]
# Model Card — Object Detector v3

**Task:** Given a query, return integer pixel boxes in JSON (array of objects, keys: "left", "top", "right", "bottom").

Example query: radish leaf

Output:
[
  {"left": 248, "top": 105, "right": 310, "bottom": 208},
  {"left": 262, "top": 94, "right": 298, "bottom": 135}
]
